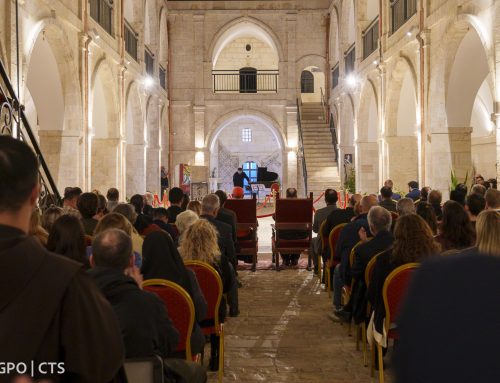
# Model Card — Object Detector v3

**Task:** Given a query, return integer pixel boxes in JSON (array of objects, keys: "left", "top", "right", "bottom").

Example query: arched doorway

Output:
[{"left": 300, "top": 66, "right": 325, "bottom": 103}]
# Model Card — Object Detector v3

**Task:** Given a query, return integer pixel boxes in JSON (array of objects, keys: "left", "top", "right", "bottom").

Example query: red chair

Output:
[
  {"left": 326, "top": 223, "right": 347, "bottom": 296},
  {"left": 184, "top": 261, "right": 224, "bottom": 382},
  {"left": 271, "top": 195, "right": 313, "bottom": 271},
  {"left": 316, "top": 221, "right": 328, "bottom": 279},
  {"left": 224, "top": 196, "right": 259, "bottom": 271},
  {"left": 270, "top": 183, "right": 280, "bottom": 198},
  {"left": 376, "top": 263, "right": 419, "bottom": 383},
  {"left": 142, "top": 279, "right": 196, "bottom": 361}
]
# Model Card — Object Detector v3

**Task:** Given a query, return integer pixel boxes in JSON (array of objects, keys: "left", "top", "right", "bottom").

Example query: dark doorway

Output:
[
  {"left": 240, "top": 67, "right": 257, "bottom": 93},
  {"left": 301, "top": 70, "right": 314, "bottom": 93}
]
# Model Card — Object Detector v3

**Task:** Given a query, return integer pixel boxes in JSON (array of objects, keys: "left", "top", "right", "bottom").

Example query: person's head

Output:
[
  {"left": 286, "top": 188, "right": 298, "bottom": 198},
  {"left": 397, "top": 198, "right": 416, "bottom": 216},
  {"left": 471, "top": 184, "right": 486, "bottom": 197},
  {"left": 384, "top": 179, "right": 394, "bottom": 189},
  {"left": 475, "top": 174, "right": 485, "bottom": 184},
  {"left": 113, "top": 203, "right": 138, "bottom": 225},
  {"left": 416, "top": 202, "right": 438, "bottom": 234},
  {"left": 77, "top": 192, "right": 98, "bottom": 219},
  {"left": 324, "top": 189, "right": 338, "bottom": 206},
  {"left": 91, "top": 229, "right": 133, "bottom": 271},
  {"left": 367, "top": 206, "right": 392, "bottom": 235},
  {"left": 63, "top": 187, "right": 83, "bottom": 209},
  {"left": 237, "top": 167, "right": 243, "bottom": 174},
  {"left": 129, "top": 194, "right": 144, "bottom": 215},
  {"left": 215, "top": 190, "right": 228, "bottom": 206},
  {"left": 392, "top": 214, "right": 440, "bottom": 264},
  {"left": 144, "top": 192, "right": 154, "bottom": 206},
  {"left": 420, "top": 187, "right": 430, "bottom": 201},
  {"left": 450, "top": 188, "right": 467, "bottom": 206},
  {"left": 179, "top": 219, "right": 221, "bottom": 263},
  {"left": 201, "top": 194, "right": 220, "bottom": 217},
  {"left": 168, "top": 187, "right": 184, "bottom": 206},
  {"left": 106, "top": 188, "right": 119, "bottom": 202},
  {"left": 465, "top": 193, "right": 486, "bottom": 219},
  {"left": 176, "top": 210, "right": 199, "bottom": 235},
  {"left": 475, "top": 210, "right": 500, "bottom": 256},
  {"left": 428, "top": 190, "right": 442, "bottom": 205},
  {"left": 153, "top": 207, "right": 168, "bottom": 223},
  {"left": 47, "top": 215, "right": 88, "bottom": 267},
  {"left": 485, "top": 188, "right": 500, "bottom": 210},
  {"left": 408, "top": 181, "right": 419, "bottom": 191},
  {"left": 360, "top": 195, "right": 378, "bottom": 214},
  {"left": 94, "top": 212, "right": 134, "bottom": 237},
  {"left": 0, "top": 136, "right": 40, "bottom": 232},
  {"left": 186, "top": 200, "right": 202, "bottom": 216},
  {"left": 41, "top": 205, "right": 64, "bottom": 233},
  {"left": 181, "top": 193, "right": 190, "bottom": 210},
  {"left": 380, "top": 186, "right": 393, "bottom": 200},
  {"left": 232, "top": 186, "right": 245, "bottom": 199},
  {"left": 440, "top": 200, "right": 475, "bottom": 250},
  {"left": 95, "top": 193, "right": 108, "bottom": 219},
  {"left": 349, "top": 194, "right": 362, "bottom": 208}
]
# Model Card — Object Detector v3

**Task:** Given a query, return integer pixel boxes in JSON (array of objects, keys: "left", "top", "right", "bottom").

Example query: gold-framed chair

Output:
[
  {"left": 326, "top": 223, "right": 348, "bottom": 297},
  {"left": 317, "top": 220, "right": 328, "bottom": 280}
]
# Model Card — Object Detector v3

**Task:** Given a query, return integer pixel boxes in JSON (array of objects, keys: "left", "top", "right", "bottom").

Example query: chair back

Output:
[
  {"left": 319, "top": 221, "right": 328, "bottom": 251},
  {"left": 382, "top": 263, "right": 419, "bottom": 330},
  {"left": 328, "top": 223, "right": 347, "bottom": 261},
  {"left": 275, "top": 198, "right": 313, "bottom": 224},
  {"left": 143, "top": 279, "right": 195, "bottom": 360},
  {"left": 364, "top": 251, "right": 383, "bottom": 287},
  {"left": 124, "top": 356, "right": 164, "bottom": 383},
  {"left": 348, "top": 239, "right": 371, "bottom": 268},
  {"left": 270, "top": 183, "right": 280, "bottom": 196},
  {"left": 184, "top": 261, "right": 223, "bottom": 333},
  {"left": 225, "top": 198, "right": 257, "bottom": 223}
]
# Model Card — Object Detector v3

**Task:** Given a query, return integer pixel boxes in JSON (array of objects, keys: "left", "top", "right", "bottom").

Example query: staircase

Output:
[{"left": 299, "top": 102, "right": 341, "bottom": 202}]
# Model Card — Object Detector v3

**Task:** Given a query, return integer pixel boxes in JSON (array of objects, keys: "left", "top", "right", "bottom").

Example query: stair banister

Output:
[{"left": 296, "top": 98, "right": 308, "bottom": 196}]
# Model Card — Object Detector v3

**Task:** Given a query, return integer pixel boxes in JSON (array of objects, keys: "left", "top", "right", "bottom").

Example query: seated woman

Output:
[
  {"left": 47, "top": 214, "right": 89, "bottom": 269},
  {"left": 415, "top": 202, "right": 438, "bottom": 235},
  {"left": 459, "top": 210, "right": 500, "bottom": 256},
  {"left": 141, "top": 230, "right": 207, "bottom": 358},
  {"left": 179, "top": 219, "right": 236, "bottom": 371},
  {"left": 368, "top": 214, "right": 440, "bottom": 348},
  {"left": 435, "top": 200, "right": 475, "bottom": 253},
  {"left": 176, "top": 210, "right": 199, "bottom": 245}
]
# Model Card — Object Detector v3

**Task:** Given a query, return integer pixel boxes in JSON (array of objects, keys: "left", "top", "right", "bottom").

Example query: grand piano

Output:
[{"left": 254, "top": 167, "right": 279, "bottom": 188}]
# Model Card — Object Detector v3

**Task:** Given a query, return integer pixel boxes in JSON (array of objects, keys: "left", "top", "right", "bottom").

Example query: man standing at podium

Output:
[{"left": 233, "top": 166, "right": 250, "bottom": 188}]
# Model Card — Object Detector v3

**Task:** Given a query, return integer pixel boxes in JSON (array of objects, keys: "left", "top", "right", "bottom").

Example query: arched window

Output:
[
  {"left": 243, "top": 161, "right": 258, "bottom": 193},
  {"left": 301, "top": 71, "right": 314, "bottom": 93},
  {"left": 239, "top": 67, "right": 257, "bottom": 93}
]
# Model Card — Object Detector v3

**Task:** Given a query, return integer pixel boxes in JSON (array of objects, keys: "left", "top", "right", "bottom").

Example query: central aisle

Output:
[{"left": 212, "top": 263, "right": 389, "bottom": 382}]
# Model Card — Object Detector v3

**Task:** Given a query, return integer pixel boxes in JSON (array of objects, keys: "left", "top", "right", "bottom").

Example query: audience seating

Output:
[
  {"left": 326, "top": 223, "right": 347, "bottom": 297},
  {"left": 224, "top": 196, "right": 259, "bottom": 271},
  {"left": 124, "top": 356, "right": 164, "bottom": 383},
  {"left": 317, "top": 221, "right": 328, "bottom": 280},
  {"left": 375, "top": 263, "right": 419, "bottom": 383},
  {"left": 143, "top": 279, "right": 197, "bottom": 361},
  {"left": 185, "top": 260, "right": 224, "bottom": 382},
  {"left": 271, "top": 195, "right": 313, "bottom": 271}
]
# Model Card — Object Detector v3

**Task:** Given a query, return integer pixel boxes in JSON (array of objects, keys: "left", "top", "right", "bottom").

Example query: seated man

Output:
[
  {"left": 378, "top": 179, "right": 401, "bottom": 201},
  {"left": 330, "top": 206, "right": 394, "bottom": 322},
  {"left": 406, "top": 181, "right": 421, "bottom": 201},
  {"left": 214, "top": 190, "right": 237, "bottom": 244},
  {"left": 465, "top": 193, "right": 486, "bottom": 231},
  {"left": 428, "top": 190, "right": 443, "bottom": 221},
  {"left": 379, "top": 186, "right": 397, "bottom": 213},
  {"left": 397, "top": 197, "right": 416, "bottom": 217},
  {"left": 331, "top": 195, "right": 378, "bottom": 313},
  {"left": 167, "top": 187, "right": 185, "bottom": 223},
  {"left": 152, "top": 207, "right": 179, "bottom": 241},
  {"left": 89, "top": 229, "right": 206, "bottom": 383}
]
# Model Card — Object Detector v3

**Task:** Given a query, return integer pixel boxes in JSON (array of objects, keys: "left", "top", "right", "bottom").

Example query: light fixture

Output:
[
  {"left": 345, "top": 74, "right": 358, "bottom": 88},
  {"left": 373, "top": 60, "right": 378, "bottom": 66},
  {"left": 144, "top": 76, "right": 154, "bottom": 89}
]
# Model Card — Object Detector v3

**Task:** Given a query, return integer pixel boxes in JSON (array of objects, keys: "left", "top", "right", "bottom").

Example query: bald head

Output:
[
  {"left": 92, "top": 229, "right": 133, "bottom": 270},
  {"left": 360, "top": 195, "right": 379, "bottom": 214},
  {"left": 368, "top": 206, "right": 392, "bottom": 234}
]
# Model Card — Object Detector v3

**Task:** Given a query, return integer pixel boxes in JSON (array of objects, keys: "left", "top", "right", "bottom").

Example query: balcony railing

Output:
[
  {"left": 145, "top": 46, "right": 154, "bottom": 76},
  {"left": 344, "top": 44, "right": 356, "bottom": 75},
  {"left": 212, "top": 70, "right": 279, "bottom": 93},
  {"left": 159, "top": 65, "right": 166, "bottom": 90},
  {"left": 331, "top": 65, "right": 339, "bottom": 89},
  {"left": 124, "top": 21, "right": 138, "bottom": 61},
  {"left": 90, "top": 0, "right": 113, "bottom": 35},
  {"left": 391, "top": 0, "right": 417, "bottom": 33},
  {"left": 363, "top": 17, "right": 379, "bottom": 59}
]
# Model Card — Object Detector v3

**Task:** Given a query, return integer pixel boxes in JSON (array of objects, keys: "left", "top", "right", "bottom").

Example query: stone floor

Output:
[{"left": 207, "top": 260, "right": 394, "bottom": 382}]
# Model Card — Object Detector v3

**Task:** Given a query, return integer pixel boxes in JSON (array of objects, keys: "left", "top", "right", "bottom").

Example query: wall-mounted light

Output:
[
  {"left": 345, "top": 74, "right": 358, "bottom": 88},
  {"left": 144, "top": 76, "right": 154, "bottom": 90},
  {"left": 195, "top": 151, "right": 205, "bottom": 165}
]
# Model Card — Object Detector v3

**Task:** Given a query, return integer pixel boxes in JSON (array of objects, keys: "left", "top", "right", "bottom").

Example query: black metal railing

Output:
[
  {"left": 90, "top": 0, "right": 113, "bottom": 35},
  {"left": 296, "top": 99, "right": 308, "bottom": 196},
  {"left": 391, "top": 0, "right": 417, "bottom": 33},
  {"left": 329, "top": 113, "right": 339, "bottom": 163},
  {"left": 344, "top": 44, "right": 356, "bottom": 74},
  {"left": 124, "top": 20, "right": 138, "bottom": 61},
  {"left": 331, "top": 64, "right": 339, "bottom": 89},
  {"left": 159, "top": 65, "right": 166, "bottom": 90},
  {"left": 0, "top": 59, "right": 61, "bottom": 207},
  {"left": 145, "top": 46, "right": 154, "bottom": 76},
  {"left": 212, "top": 70, "right": 279, "bottom": 93},
  {"left": 363, "top": 17, "right": 379, "bottom": 59}
]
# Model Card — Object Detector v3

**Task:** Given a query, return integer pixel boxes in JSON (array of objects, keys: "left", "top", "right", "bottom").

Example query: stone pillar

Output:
[
  {"left": 126, "top": 143, "right": 146, "bottom": 198},
  {"left": 386, "top": 135, "right": 419, "bottom": 193},
  {"left": 146, "top": 146, "right": 161, "bottom": 193},
  {"left": 286, "top": 106, "right": 298, "bottom": 190},
  {"left": 356, "top": 141, "right": 379, "bottom": 194},
  {"left": 91, "top": 138, "right": 120, "bottom": 193}
]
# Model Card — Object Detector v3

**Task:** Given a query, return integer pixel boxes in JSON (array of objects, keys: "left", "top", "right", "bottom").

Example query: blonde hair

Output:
[
  {"left": 186, "top": 200, "right": 202, "bottom": 216},
  {"left": 476, "top": 210, "right": 500, "bottom": 256},
  {"left": 179, "top": 219, "right": 220, "bottom": 264},
  {"left": 94, "top": 212, "right": 133, "bottom": 236},
  {"left": 176, "top": 210, "right": 199, "bottom": 235},
  {"left": 30, "top": 209, "right": 49, "bottom": 246}
]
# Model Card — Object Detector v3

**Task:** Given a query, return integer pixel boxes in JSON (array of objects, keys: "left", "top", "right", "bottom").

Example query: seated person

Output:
[
  {"left": 378, "top": 186, "right": 397, "bottom": 213},
  {"left": 329, "top": 206, "right": 394, "bottom": 322},
  {"left": 405, "top": 181, "right": 420, "bottom": 201},
  {"left": 435, "top": 200, "right": 475, "bottom": 252},
  {"left": 167, "top": 187, "right": 185, "bottom": 223},
  {"left": 152, "top": 207, "right": 179, "bottom": 241},
  {"left": 130, "top": 194, "right": 157, "bottom": 235},
  {"left": 89, "top": 229, "right": 206, "bottom": 383},
  {"left": 465, "top": 193, "right": 486, "bottom": 231},
  {"left": 214, "top": 190, "right": 237, "bottom": 244},
  {"left": 397, "top": 197, "right": 416, "bottom": 217},
  {"left": 77, "top": 192, "right": 99, "bottom": 236},
  {"left": 378, "top": 179, "right": 401, "bottom": 201},
  {"left": 428, "top": 189, "right": 443, "bottom": 221}
]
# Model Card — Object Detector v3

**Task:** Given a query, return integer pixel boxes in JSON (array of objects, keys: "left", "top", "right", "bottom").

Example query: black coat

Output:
[
  {"left": 233, "top": 171, "right": 250, "bottom": 188},
  {"left": 89, "top": 267, "right": 179, "bottom": 359},
  {"left": 201, "top": 215, "right": 236, "bottom": 267},
  {"left": 394, "top": 251, "right": 500, "bottom": 383},
  {"left": 216, "top": 207, "right": 237, "bottom": 244},
  {"left": 166, "top": 205, "right": 184, "bottom": 224},
  {"left": 321, "top": 207, "right": 356, "bottom": 260}
]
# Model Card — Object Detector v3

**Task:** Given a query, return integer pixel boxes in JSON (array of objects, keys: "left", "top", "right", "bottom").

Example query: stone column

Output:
[
  {"left": 356, "top": 141, "right": 379, "bottom": 194},
  {"left": 91, "top": 138, "right": 121, "bottom": 193},
  {"left": 386, "top": 135, "right": 419, "bottom": 193},
  {"left": 126, "top": 143, "right": 146, "bottom": 198},
  {"left": 286, "top": 106, "right": 298, "bottom": 190},
  {"left": 146, "top": 146, "right": 161, "bottom": 193}
]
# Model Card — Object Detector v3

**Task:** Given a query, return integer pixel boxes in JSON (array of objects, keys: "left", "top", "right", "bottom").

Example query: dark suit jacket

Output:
[
  {"left": 406, "top": 188, "right": 421, "bottom": 201},
  {"left": 166, "top": 205, "right": 184, "bottom": 223},
  {"left": 322, "top": 207, "right": 356, "bottom": 260},
  {"left": 201, "top": 215, "right": 236, "bottom": 267},
  {"left": 379, "top": 199, "right": 397, "bottom": 213},
  {"left": 216, "top": 207, "right": 237, "bottom": 244},
  {"left": 394, "top": 251, "right": 500, "bottom": 383}
]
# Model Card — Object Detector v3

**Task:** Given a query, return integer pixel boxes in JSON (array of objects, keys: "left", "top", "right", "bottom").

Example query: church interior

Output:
[{"left": 0, "top": 0, "right": 500, "bottom": 382}]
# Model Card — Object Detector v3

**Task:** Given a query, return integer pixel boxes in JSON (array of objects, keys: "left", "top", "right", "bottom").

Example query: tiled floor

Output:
[{"left": 208, "top": 259, "right": 393, "bottom": 382}]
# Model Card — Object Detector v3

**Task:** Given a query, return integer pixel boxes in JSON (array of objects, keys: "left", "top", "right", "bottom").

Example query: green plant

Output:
[
  {"left": 344, "top": 169, "right": 356, "bottom": 193},
  {"left": 450, "top": 169, "right": 469, "bottom": 191}
]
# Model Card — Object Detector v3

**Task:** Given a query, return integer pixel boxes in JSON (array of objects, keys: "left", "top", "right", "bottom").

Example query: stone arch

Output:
[
  {"left": 207, "top": 16, "right": 285, "bottom": 65},
  {"left": 329, "top": 6, "right": 341, "bottom": 65},
  {"left": 297, "top": 55, "right": 327, "bottom": 102}
]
